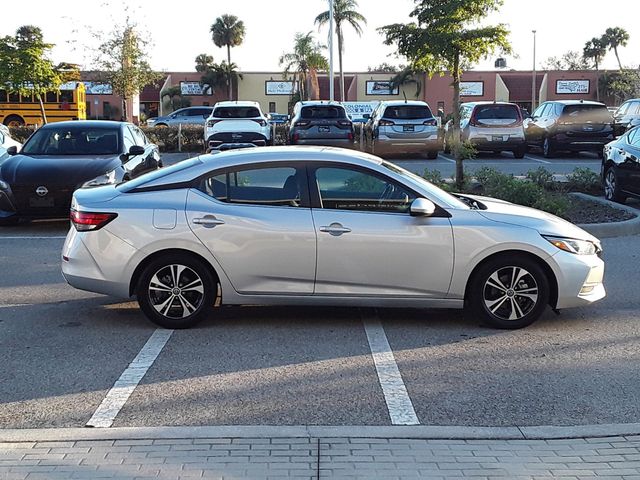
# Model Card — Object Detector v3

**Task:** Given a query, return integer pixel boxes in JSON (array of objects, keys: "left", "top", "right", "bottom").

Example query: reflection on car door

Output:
[
  {"left": 186, "top": 164, "right": 317, "bottom": 294},
  {"left": 623, "top": 130, "right": 640, "bottom": 195},
  {"left": 310, "top": 165, "right": 454, "bottom": 297}
]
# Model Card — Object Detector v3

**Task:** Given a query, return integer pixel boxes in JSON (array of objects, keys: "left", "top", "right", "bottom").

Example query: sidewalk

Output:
[{"left": 3, "top": 426, "right": 640, "bottom": 479}]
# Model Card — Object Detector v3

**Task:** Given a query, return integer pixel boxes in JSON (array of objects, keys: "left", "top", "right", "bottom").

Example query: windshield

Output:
[
  {"left": 22, "top": 127, "right": 121, "bottom": 155},
  {"left": 380, "top": 161, "right": 468, "bottom": 209},
  {"left": 212, "top": 107, "right": 261, "bottom": 118}
]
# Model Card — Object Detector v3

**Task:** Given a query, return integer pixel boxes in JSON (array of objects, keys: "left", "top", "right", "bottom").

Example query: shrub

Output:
[
  {"left": 533, "top": 194, "right": 570, "bottom": 218},
  {"left": 449, "top": 139, "right": 477, "bottom": 160},
  {"left": 526, "top": 167, "right": 554, "bottom": 190},
  {"left": 422, "top": 168, "right": 446, "bottom": 187},
  {"left": 8, "top": 125, "right": 36, "bottom": 143},
  {"left": 140, "top": 125, "right": 204, "bottom": 152},
  {"left": 566, "top": 167, "right": 601, "bottom": 194}
]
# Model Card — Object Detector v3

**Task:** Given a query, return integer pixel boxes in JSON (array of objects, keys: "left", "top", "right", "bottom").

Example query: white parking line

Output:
[
  {"left": 524, "top": 155, "right": 551, "bottom": 164},
  {"left": 86, "top": 328, "right": 173, "bottom": 428},
  {"left": 363, "top": 314, "right": 419, "bottom": 426},
  {"left": 438, "top": 154, "right": 456, "bottom": 163}
]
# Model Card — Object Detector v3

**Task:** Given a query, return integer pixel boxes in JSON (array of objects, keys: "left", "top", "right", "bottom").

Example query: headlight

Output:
[
  {"left": 543, "top": 235, "right": 601, "bottom": 255},
  {"left": 82, "top": 169, "right": 118, "bottom": 188}
]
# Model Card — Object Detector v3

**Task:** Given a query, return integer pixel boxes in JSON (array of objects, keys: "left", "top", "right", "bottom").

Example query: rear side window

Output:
[
  {"left": 212, "top": 107, "right": 261, "bottom": 118},
  {"left": 300, "top": 106, "right": 347, "bottom": 119},
  {"left": 383, "top": 105, "right": 432, "bottom": 120}
]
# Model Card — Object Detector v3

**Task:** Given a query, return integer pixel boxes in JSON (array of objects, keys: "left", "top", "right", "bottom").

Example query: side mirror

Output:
[
  {"left": 410, "top": 198, "right": 436, "bottom": 217},
  {"left": 265, "top": 113, "right": 272, "bottom": 120},
  {"left": 6, "top": 146, "right": 18, "bottom": 155},
  {"left": 128, "top": 145, "right": 145, "bottom": 156}
]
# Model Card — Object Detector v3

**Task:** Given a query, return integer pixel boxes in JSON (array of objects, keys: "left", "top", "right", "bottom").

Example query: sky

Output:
[{"left": 2, "top": 0, "right": 639, "bottom": 73}]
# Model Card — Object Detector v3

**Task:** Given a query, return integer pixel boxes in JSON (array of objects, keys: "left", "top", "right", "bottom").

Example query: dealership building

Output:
[{"left": 81, "top": 69, "right": 602, "bottom": 122}]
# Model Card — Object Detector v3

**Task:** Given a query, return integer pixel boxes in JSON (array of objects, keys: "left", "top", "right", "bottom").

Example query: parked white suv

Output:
[{"left": 204, "top": 101, "right": 271, "bottom": 151}]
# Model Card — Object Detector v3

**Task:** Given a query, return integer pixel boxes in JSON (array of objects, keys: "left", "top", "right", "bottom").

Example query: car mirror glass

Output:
[{"left": 410, "top": 198, "right": 436, "bottom": 217}]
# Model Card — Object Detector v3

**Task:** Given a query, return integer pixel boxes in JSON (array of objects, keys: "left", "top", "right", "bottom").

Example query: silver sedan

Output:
[{"left": 62, "top": 146, "right": 605, "bottom": 329}]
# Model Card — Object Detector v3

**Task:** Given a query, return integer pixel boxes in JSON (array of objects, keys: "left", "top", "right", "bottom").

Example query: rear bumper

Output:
[
  {"left": 466, "top": 136, "right": 526, "bottom": 151},
  {"left": 553, "top": 135, "right": 612, "bottom": 151},
  {"left": 291, "top": 138, "right": 354, "bottom": 147},
  {"left": 207, "top": 132, "right": 269, "bottom": 148},
  {"left": 373, "top": 135, "right": 441, "bottom": 154}
]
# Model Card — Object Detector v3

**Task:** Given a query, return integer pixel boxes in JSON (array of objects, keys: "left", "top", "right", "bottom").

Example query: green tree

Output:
[
  {"left": 602, "top": 27, "right": 630, "bottom": 70},
  {"left": 93, "top": 20, "right": 160, "bottom": 122},
  {"left": 583, "top": 38, "right": 607, "bottom": 101},
  {"left": 390, "top": 66, "right": 422, "bottom": 98},
  {"left": 160, "top": 85, "right": 191, "bottom": 112},
  {"left": 599, "top": 69, "right": 640, "bottom": 105},
  {"left": 367, "top": 63, "right": 401, "bottom": 73},
  {"left": 315, "top": 0, "right": 367, "bottom": 101},
  {"left": 0, "top": 25, "right": 77, "bottom": 125},
  {"left": 541, "top": 51, "right": 589, "bottom": 71},
  {"left": 279, "top": 32, "right": 328, "bottom": 101},
  {"left": 195, "top": 53, "right": 215, "bottom": 73},
  {"left": 380, "top": 0, "right": 511, "bottom": 189},
  {"left": 210, "top": 14, "right": 246, "bottom": 100}
]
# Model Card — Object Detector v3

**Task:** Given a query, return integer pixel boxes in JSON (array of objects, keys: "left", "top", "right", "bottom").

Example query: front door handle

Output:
[
  {"left": 320, "top": 223, "right": 351, "bottom": 236},
  {"left": 193, "top": 215, "right": 225, "bottom": 228}
]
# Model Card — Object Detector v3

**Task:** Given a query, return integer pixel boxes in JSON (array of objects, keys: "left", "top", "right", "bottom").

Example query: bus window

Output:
[
  {"left": 60, "top": 90, "right": 74, "bottom": 103},
  {"left": 21, "top": 93, "right": 34, "bottom": 103},
  {"left": 8, "top": 92, "right": 19, "bottom": 103},
  {"left": 0, "top": 90, "right": 6, "bottom": 102},
  {"left": 45, "top": 91, "right": 58, "bottom": 103}
]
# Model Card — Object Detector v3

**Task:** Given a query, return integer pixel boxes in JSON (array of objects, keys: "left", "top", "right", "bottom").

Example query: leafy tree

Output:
[
  {"left": 279, "top": 32, "right": 328, "bottom": 101},
  {"left": 602, "top": 27, "right": 630, "bottom": 71},
  {"left": 315, "top": 0, "right": 367, "bottom": 101},
  {"left": 390, "top": 66, "right": 422, "bottom": 98},
  {"left": 541, "top": 51, "right": 589, "bottom": 71},
  {"left": 599, "top": 69, "right": 640, "bottom": 105},
  {"left": 195, "top": 53, "right": 215, "bottom": 73},
  {"left": 210, "top": 14, "right": 246, "bottom": 100},
  {"left": 0, "top": 25, "right": 78, "bottom": 124},
  {"left": 93, "top": 20, "right": 160, "bottom": 122},
  {"left": 160, "top": 85, "right": 192, "bottom": 112},
  {"left": 367, "top": 63, "right": 401, "bottom": 73},
  {"left": 583, "top": 38, "right": 607, "bottom": 101},
  {"left": 380, "top": 0, "right": 511, "bottom": 189}
]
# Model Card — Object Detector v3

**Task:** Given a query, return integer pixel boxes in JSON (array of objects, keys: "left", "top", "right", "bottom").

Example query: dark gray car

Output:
[
  {"left": 288, "top": 102, "right": 354, "bottom": 147},
  {"left": 147, "top": 107, "right": 213, "bottom": 127}
]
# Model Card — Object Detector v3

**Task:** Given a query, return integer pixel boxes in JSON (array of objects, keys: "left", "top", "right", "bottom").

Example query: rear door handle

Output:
[
  {"left": 193, "top": 215, "right": 225, "bottom": 228},
  {"left": 320, "top": 223, "right": 351, "bottom": 236}
]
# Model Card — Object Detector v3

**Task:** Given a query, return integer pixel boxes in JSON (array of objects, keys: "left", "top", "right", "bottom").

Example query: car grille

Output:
[{"left": 10, "top": 184, "right": 74, "bottom": 217}]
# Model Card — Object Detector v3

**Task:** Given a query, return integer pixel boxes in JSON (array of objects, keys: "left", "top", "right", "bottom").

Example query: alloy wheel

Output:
[
  {"left": 604, "top": 169, "right": 616, "bottom": 200},
  {"left": 148, "top": 264, "right": 205, "bottom": 319},
  {"left": 483, "top": 266, "right": 539, "bottom": 321}
]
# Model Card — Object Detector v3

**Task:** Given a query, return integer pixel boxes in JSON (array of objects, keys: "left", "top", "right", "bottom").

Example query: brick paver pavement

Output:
[{"left": 3, "top": 435, "right": 640, "bottom": 479}]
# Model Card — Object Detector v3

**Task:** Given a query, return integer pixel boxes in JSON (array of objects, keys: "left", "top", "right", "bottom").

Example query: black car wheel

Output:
[
  {"left": 136, "top": 254, "right": 217, "bottom": 329},
  {"left": 426, "top": 150, "right": 439, "bottom": 160},
  {"left": 467, "top": 255, "right": 550, "bottom": 329},
  {"left": 604, "top": 167, "right": 626, "bottom": 204},
  {"left": 513, "top": 146, "right": 526, "bottom": 159},
  {"left": 543, "top": 136, "right": 555, "bottom": 158}
]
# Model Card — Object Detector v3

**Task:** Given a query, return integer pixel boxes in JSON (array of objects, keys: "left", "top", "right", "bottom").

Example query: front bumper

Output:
[{"left": 552, "top": 250, "right": 606, "bottom": 309}]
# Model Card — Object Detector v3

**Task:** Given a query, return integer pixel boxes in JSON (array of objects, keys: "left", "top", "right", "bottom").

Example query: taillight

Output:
[
  {"left": 423, "top": 118, "right": 438, "bottom": 126},
  {"left": 207, "top": 119, "right": 221, "bottom": 127},
  {"left": 251, "top": 119, "right": 267, "bottom": 127},
  {"left": 379, "top": 119, "right": 394, "bottom": 126},
  {"left": 348, "top": 132, "right": 354, "bottom": 141},
  {"left": 292, "top": 133, "right": 300, "bottom": 142},
  {"left": 70, "top": 209, "right": 117, "bottom": 232},
  {"left": 294, "top": 120, "right": 310, "bottom": 127},
  {"left": 338, "top": 119, "right": 352, "bottom": 127}
]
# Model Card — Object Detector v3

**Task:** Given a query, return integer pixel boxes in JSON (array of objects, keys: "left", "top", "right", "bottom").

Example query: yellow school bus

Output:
[{"left": 0, "top": 82, "right": 87, "bottom": 127}]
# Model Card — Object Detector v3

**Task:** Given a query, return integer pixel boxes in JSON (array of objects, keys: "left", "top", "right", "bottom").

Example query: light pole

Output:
[
  {"left": 531, "top": 30, "right": 537, "bottom": 112},
  {"left": 329, "top": 0, "right": 335, "bottom": 101}
]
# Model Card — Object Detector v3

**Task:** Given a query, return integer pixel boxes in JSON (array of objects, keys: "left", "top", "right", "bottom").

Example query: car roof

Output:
[
  {"left": 548, "top": 100, "right": 606, "bottom": 106},
  {"left": 379, "top": 100, "right": 430, "bottom": 107},
  {"left": 297, "top": 101, "right": 345, "bottom": 107},
  {"left": 38, "top": 120, "right": 125, "bottom": 129},
  {"left": 461, "top": 101, "right": 519, "bottom": 107},
  {"left": 213, "top": 101, "right": 261, "bottom": 108}
]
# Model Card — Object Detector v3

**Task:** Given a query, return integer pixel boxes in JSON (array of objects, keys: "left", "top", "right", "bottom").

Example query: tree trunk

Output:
[
  {"left": 452, "top": 52, "right": 463, "bottom": 191},
  {"left": 122, "top": 97, "right": 128, "bottom": 122},
  {"left": 595, "top": 62, "right": 600, "bottom": 102},
  {"left": 36, "top": 93, "right": 48, "bottom": 125},
  {"left": 337, "top": 28, "right": 345, "bottom": 101},
  {"left": 614, "top": 47, "right": 623, "bottom": 70},
  {"left": 227, "top": 45, "right": 232, "bottom": 100}
]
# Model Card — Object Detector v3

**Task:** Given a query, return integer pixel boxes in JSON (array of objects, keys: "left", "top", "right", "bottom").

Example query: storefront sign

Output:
[
  {"left": 556, "top": 79, "right": 590, "bottom": 94},
  {"left": 180, "top": 81, "right": 205, "bottom": 95},
  {"left": 342, "top": 101, "right": 378, "bottom": 122},
  {"left": 83, "top": 82, "right": 113, "bottom": 95},
  {"left": 366, "top": 80, "right": 399, "bottom": 96},
  {"left": 460, "top": 81, "right": 484, "bottom": 96},
  {"left": 265, "top": 80, "right": 296, "bottom": 95}
]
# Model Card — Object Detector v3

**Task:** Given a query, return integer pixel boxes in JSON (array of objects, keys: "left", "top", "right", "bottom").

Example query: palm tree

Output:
[
  {"left": 583, "top": 38, "right": 607, "bottom": 101},
  {"left": 602, "top": 27, "right": 630, "bottom": 70},
  {"left": 279, "top": 32, "right": 329, "bottom": 101},
  {"left": 210, "top": 14, "right": 246, "bottom": 100},
  {"left": 390, "top": 67, "right": 422, "bottom": 98},
  {"left": 195, "top": 53, "right": 215, "bottom": 73},
  {"left": 315, "top": 0, "right": 366, "bottom": 101}
]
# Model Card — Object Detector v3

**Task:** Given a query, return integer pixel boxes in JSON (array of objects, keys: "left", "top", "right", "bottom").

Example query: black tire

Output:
[
  {"left": 426, "top": 150, "right": 439, "bottom": 160},
  {"left": 467, "top": 255, "right": 550, "bottom": 329},
  {"left": 603, "top": 166, "right": 626, "bottom": 203},
  {"left": 542, "top": 136, "right": 555, "bottom": 159},
  {"left": 3, "top": 115, "right": 24, "bottom": 127},
  {"left": 136, "top": 254, "right": 217, "bottom": 329},
  {"left": 513, "top": 146, "right": 526, "bottom": 159}
]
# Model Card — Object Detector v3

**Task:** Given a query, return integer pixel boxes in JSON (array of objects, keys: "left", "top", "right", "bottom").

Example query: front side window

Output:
[
  {"left": 201, "top": 166, "right": 304, "bottom": 207},
  {"left": 315, "top": 167, "right": 415, "bottom": 213}
]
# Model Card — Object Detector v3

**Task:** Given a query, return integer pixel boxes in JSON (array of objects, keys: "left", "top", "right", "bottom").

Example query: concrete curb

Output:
[
  {"left": 572, "top": 192, "right": 640, "bottom": 238},
  {"left": 3, "top": 423, "right": 640, "bottom": 442}
]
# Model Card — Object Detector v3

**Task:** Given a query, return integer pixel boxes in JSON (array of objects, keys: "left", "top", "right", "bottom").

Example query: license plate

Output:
[
  {"left": 318, "top": 126, "right": 330, "bottom": 133},
  {"left": 403, "top": 125, "right": 415, "bottom": 132},
  {"left": 492, "top": 135, "right": 506, "bottom": 142},
  {"left": 29, "top": 197, "right": 54, "bottom": 208}
]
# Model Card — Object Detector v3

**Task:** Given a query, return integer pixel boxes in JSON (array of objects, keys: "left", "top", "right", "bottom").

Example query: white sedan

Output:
[{"left": 0, "top": 125, "right": 22, "bottom": 159}]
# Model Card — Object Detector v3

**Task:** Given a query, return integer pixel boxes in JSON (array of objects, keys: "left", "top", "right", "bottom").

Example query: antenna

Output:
[{"left": 403, "top": 90, "right": 407, "bottom": 103}]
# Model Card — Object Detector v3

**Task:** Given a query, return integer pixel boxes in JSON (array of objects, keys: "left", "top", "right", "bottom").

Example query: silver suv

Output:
[
  {"left": 365, "top": 100, "right": 440, "bottom": 158},
  {"left": 204, "top": 101, "right": 271, "bottom": 151},
  {"left": 146, "top": 107, "right": 213, "bottom": 127},
  {"left": 288, "top": 101, "right": 354, "bottom": 147}
]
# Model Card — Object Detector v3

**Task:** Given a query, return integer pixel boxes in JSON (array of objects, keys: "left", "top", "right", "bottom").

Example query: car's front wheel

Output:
[
  {"left": 136, "top": 254, "right": 217, "bottom": 329},
  {"left": 604, "top": 166, "right": 626, "bottom": 203},
  {"left": 542, "top": 136, "right": 555, "bottom": 158},
  {"left": 467, "top": 256, "right": 550, "bottom": 329}
]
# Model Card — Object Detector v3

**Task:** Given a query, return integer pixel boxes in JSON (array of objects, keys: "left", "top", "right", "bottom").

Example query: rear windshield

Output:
[
  {"left": 300, "top": 106, "right": 347, "bottom": 119},
  {"left": 562, "top": 104, "right": 612, "bottom": 121},
  {"left": 212, "top": 107, "right": 261, "bottom": 118},
  {"left": 475, "top": 105, "right": 520, "bottom": 121},
  {"left": 383, "top": 105, "right": 433, "bottom": 120},
  {"left": 21, "top": 127, "right": 120, "bottom": 155}
]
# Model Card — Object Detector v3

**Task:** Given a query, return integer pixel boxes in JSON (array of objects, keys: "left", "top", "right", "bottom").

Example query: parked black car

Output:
[
  {"left": 288, "top": 101, "right": 354, "bottom": 147},
  {"left": 0, "top": 120, "right": 161, "bottom": 224},
  {"left": 524, "top": 100, "right": 613, "bottom": 158},
  {"left": 612, "top": 98, "right": 640, "bottom": 137},
  {"left": 601, "top": 126, "right": 640, "bottom": 203}
]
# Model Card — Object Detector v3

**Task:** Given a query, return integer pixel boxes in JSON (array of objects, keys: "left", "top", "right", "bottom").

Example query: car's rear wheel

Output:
[
  {"left": 513, "top": 146, "right": 526, "bottom": 159},
  {"left": 543, "top": 136, "right": 555, "bottom": 158},
  {"left": 467, "top": 256, "right": 550, "bottom": 329},
  {"left": 136, "top": 254, "right": 216, "bottom": 329},
  {"left": 604, "top": 166, "right": 626, "bottom": 203},
  {"left": 426, "top": 150, "right": 439, "bottom": 159}
]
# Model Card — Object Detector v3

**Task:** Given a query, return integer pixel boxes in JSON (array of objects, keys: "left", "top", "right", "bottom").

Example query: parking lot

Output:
[{"left": 1, "top": 151, "right": 640, "bottom": 432}]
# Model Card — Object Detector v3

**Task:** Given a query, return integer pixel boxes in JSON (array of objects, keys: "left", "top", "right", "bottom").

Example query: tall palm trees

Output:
[
  {"left": 583, "top": 38, "right": 607, "bottom": 101},
  {"left": 280, "top": 32, "right": 329, "bottom": 101},
  {"left": 210, "top": 14, "right": 246, "bottom": 100},
  {"left": 315, "top": 0, "right": 366, "bottom": 101},
  {"left": 603, "top": 27, "right": 630, "bottom": 71}
]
